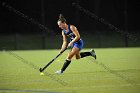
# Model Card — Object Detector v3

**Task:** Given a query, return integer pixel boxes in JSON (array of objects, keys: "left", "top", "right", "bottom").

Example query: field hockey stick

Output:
[{"left": 39, "top": 47, "right": 68, "bottom": 72}]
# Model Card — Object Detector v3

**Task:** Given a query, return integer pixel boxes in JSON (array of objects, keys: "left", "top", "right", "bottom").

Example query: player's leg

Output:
[
  {"left": 74, "top": 39, "right": 97, "bottom": 59},
  {"left": 61, "top": 47, "right": 79, "bottom": 71},
  {"left": 80, "top": 49, "right": 96, "bottom": 59},
  {"left": 67, "top": 47, "right": 80, "bottom": 59},
  {"left": 75, "top": 51, "right": 81, "bottom": 59},
  {"left": 55, "top": 47, "right": 79, "bottom": 74},
  {"left": 75, "top": 40, "right": 96, "bottom": 59},
  {"left": 75, "top": 49, "right": 96, "bottom": 59}
]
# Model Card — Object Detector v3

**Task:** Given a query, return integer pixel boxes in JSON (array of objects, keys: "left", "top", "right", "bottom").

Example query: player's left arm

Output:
[{"left": 68, "top": 25, "right": 80, "bottom": 47}]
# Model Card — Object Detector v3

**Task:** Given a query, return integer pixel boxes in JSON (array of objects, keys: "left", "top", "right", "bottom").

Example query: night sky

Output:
[{"left": 0, "top": 0, "right": 140, "bottom": 34}]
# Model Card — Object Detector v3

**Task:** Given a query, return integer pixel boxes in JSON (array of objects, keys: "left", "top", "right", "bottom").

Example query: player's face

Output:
[{"left": 57, "top": 21, "right": 66, "bottom": 30}]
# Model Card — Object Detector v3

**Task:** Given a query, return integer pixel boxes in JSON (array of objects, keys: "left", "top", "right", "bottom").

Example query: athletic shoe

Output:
[
  {"left": 55, "top": 70, "right": 63, "bottom": 74},
  {"left": 90, "top": 49, "right": 96, "bottom": 59}
]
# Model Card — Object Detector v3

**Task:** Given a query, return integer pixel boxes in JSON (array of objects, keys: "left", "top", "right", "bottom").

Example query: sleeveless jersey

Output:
[{"left": 63, "top": 25, "right": 80, "bottom": 41}]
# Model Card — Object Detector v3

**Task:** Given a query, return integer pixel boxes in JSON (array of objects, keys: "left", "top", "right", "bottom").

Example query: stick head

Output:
[{"left": 39, "top": 68, "right": 43, "bottom": 72}]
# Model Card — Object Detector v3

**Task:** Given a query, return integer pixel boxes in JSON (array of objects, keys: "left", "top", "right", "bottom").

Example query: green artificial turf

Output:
[{"left": 0, "top": 48, "right": 140, "bottom": 93}]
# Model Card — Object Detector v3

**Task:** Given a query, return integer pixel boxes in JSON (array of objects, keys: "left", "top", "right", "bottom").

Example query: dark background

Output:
[{"left": 0, "top": 0, "right": 140, "bottom": 50}]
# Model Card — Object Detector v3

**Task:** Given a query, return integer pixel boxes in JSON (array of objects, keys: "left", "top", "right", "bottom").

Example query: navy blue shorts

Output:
[{"left": 71, "top": 39, "right": 84, "bottom": 51}]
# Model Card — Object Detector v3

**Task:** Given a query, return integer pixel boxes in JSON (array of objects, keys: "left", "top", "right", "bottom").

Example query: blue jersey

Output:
[
  {"left": 63, "top": 25, "right": 76, "bottom": 41},
  {"left": 63, "top": 25, "right": 84, "bottom": 50}
]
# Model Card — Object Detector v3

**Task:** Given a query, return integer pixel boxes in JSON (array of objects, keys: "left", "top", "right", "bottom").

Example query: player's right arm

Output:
[{"left": 60, "top": 31, "right": 67, "bottom": 52}]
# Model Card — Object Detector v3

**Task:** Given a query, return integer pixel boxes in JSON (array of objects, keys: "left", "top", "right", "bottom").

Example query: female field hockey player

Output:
[{"left": 55, "top": 14, "right": 96, "bottom": 74}]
